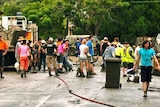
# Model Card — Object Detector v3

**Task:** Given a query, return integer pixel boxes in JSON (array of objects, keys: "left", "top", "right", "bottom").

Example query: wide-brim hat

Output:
[{"left": 18, "top": 36, "right": 25, "bottom": 41}]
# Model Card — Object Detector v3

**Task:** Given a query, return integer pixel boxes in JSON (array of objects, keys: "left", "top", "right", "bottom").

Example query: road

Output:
[{"left": 1, "top": 58, "right": 160, "bottom": 107}]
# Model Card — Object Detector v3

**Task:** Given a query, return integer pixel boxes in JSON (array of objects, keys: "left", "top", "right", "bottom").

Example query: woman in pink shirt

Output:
[{"left": 18, "top": 40, "right": 30, "bottom": 78}]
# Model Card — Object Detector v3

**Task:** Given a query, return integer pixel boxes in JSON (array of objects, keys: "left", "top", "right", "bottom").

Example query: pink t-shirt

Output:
[
  {"left": 18, "top": 45, "right": 29, "bottom": 57},
  {"left": 58, "top": 44, "right": 64, "bottom": 53}
]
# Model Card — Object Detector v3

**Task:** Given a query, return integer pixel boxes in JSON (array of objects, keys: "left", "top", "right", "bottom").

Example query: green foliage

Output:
[{"left": 2, "top": 0, "right": 160, "bottom": 43}]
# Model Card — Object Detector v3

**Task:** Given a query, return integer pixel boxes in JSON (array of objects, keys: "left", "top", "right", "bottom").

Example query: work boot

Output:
[{"left": 0, "top": 72, "right": 4, "bottom": 78}]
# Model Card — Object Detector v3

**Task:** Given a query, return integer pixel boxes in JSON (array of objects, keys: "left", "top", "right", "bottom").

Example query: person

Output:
[
  {"left": 75, "top": 38, "right": 81, "bottom": 64},
  {"left": 100, "top": 37, "right": 109, "bottom": 72},
  {"left": 100, "top": 37, "right": 109, "bottom": 55},
  {"left": 0, "top": 35, "right": 8, "bottom": 78},
  {"left": 103, "top": 42, "right": 115, "bottom": 70},
  {"left": 32, "top": 38, "right": 42, "bottom": 72},
  {"left": 45, "top": 37, "right": 59, "bottom": 76},
  {"left": 134, "top": 43, "right": 142, "bottom": 72},
  {"left": 95, "top": 41, "right": 101, "bottom": 58},
  {"left": 120, "top": 42, "right": 128, "bottom": 77},
  {"left": 38, "top": 40, "right": 46, "bottom": 72},
  {"left": 126, "top": 42, "right": 135, "bottom": 82},
  {"left": 57, "top": 38, "right": 64, "bottom": 73},
  {"left": 79, "top": 39, "right": 90, "bottom": 78},
  {"left": 18, "top": 39, "right": 30, "bottom": 78},
  {"left": 134, "top": 43, "right": 142, "bottom": 60},
  {"left": 112, "top": 37, "right": 120, "bottom": 47},
  {"left": 15, "top": 36, "right": 24, "bottom": 63},
  {"left": 15, "top": 36, "right": 24, "bottom": 73},
  {"left": 63, "top": 40, "right": 73, "bottom": 72},
  {"left": 87, "top": 36, "right": 96, "bottom": 76},
  {"left": 133, "top": 40, "right": 160, "bottom": 97}
]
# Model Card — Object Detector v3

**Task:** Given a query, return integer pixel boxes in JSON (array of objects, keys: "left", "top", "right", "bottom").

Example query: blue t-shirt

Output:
[
  {"left": 139, "top": 48, "right": 156, "bottom": 66},
  {"left": 87, "top": 40, "right": 94, "bottom": 56}
]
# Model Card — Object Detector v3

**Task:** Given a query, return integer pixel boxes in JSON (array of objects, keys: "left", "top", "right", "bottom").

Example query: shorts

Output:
[
  {"left": 57, "top": 53, "right": 63, "bottom": 64},
  {"left": 46, "top": 55, "right": 56, "bottom": 65},
  {"left": 141, "top": 66, "right": 152, "bottom": 82},
  {"left": 122, "top": 62, "right": 128, "bottom": 68},
  {"left": 79, "top": 57, "right": 87, "bottom": 62}
]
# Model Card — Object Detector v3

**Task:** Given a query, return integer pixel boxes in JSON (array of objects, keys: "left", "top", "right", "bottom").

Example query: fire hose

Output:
[{"left": 55, "top": 76, "right": 116, "bottom": 107}]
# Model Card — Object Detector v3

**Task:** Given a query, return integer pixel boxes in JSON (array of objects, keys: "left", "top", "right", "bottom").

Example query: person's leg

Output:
[
  {"left": 38, "top": 55, "right": 42, "bottom": 71},
  {"left": 53, "top": 57, "right": 59, "bottom": 76},
  {"left": 24, "top": 57, "right": 29, "bottom": 77},
  {"left": 20, "top": 57, "right": 25, "bottom": 78},
  {"left": 59, "top": 54, "right": 64, "bottom": 72},
  {"left": 46, "top": 56, "right": 52, "bottom": 76},
  {"left": 0, "top": 55, "right": 5, "bottom": 78},
  {"left": 142, "top": 82, "right": 148, "bottom": 97},
  {"left": 33, "top": 54, "right": 37, "bottom": 70},
  {"left": 43, "top": 57, "right": 46, "bottom": 72}
]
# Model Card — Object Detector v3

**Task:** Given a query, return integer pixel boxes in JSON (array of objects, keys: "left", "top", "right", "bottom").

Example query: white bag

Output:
[{"left": 14, "top": 62, "right": 19, "bottom": 71}]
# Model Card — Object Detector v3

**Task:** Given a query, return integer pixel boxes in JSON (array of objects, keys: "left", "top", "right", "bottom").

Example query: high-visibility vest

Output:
[
  {"left": 120, "top": 47, "right": 127, "bottom": 62},
  {"left": 126, "top": 46, "right": 134, "bottom": 63},
  {"left": 115, "top": 47, "right": 122, "bottom": 57}
]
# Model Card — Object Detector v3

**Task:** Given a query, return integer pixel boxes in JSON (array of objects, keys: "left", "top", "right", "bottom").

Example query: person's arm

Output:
[
  {"left": 112, "top": 47, "right": 115, "bottom": 57},
  {"left": 153, "top": 55, "right": 160, "bottom": 71}
]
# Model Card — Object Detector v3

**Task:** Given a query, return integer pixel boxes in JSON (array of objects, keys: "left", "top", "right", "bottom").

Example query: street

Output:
[{"left": 1, "top": 59, "right": 160, "bottom": 107}]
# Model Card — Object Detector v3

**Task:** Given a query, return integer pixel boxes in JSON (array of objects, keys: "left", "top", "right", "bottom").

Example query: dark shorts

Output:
[
  {"left": 122, "top": 62, "right": 128, "bottom": 68},
  {"left": 141, "top": 66, "right": 152, "bottom": 82}
]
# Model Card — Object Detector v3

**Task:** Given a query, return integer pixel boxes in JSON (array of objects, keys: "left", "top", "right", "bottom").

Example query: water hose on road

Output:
[{"left": 55, "top": 76, "right": 116, "bottom": 107}]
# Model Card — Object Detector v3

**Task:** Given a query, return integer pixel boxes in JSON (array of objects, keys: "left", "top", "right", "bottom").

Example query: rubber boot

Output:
[
  {"left": 55, "top": 69, "right": 59, "bottom": 76},
  {"left": 21, "top": 74, "right": 23, "bottom": 78},
  {"left": 24, "top": 71, "right": 27, "bottom": 77},
  {"left": 80, "top": 72, "right": 85, "bottom": 77},
  {"left": 0, "top": 72, "right": 4, "bottom": 78},
  {"left": 48, "top": 67, "right": 53, "bottom": 76},
  {"left": 86, "top": 70, "right": 92, "bottom": 78}
]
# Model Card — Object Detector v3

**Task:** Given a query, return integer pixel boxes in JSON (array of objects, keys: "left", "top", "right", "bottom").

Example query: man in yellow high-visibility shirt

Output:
[{"left": 126, "top": 42, "right": 135, "bottom": 81}]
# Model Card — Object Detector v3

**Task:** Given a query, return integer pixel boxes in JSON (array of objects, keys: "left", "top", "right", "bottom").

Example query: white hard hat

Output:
[
  {"left": 41, "top": 40, "right": 46, "bottom": 44},
  {"left": 48, "top": 37, "right": 53, "bottom": 41}
]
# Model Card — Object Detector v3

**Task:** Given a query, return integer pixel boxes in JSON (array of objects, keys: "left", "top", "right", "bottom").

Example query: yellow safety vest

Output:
[
  {"left": 120, "top": 47, "right": 127, "bottom": 62},
  {"left": 115, "top": 47, "right": 121, "bottom": 57},
  {"left": 126, "top": 46, "right": 134, "bottom": 63}
]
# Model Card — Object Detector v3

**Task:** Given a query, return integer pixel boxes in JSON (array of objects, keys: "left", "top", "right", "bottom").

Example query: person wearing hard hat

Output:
[
  {"left": 38, "top": 40, "right": 47, "bottom": 72},
  {"left": 45, "top": 37, "right": 59, "bottom": 76}
]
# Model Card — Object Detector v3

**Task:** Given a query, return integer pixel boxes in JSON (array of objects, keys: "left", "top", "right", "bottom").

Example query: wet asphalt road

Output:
[{"left": 1, "top": 60, "right": 160, "bottom": 107}]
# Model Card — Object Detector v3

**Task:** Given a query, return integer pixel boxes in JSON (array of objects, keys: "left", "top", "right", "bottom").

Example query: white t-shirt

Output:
[
  {"left": 79, "top": 44, "right": 88, "bottom": 58},
  {"left": 134, "top": 46, "right": 140, "bottom": 59}
]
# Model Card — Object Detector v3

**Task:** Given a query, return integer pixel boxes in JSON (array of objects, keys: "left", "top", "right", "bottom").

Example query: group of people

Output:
[
  {"left": 1, "top": 34, "right": 160, "bottom": 98},
  {"left": 75, "top": 36, "right": 97, "bottom": 78},
  {"left": 93, "top": 36, "right": 160, "bottom": 98},
  {"left": 14, "top": 36, "right": 73, "bottom": 78}
]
